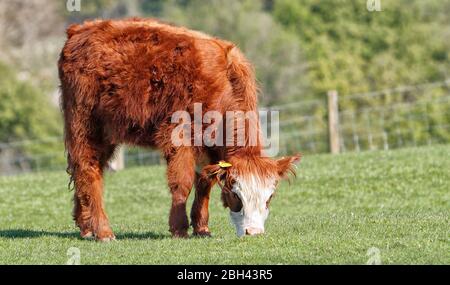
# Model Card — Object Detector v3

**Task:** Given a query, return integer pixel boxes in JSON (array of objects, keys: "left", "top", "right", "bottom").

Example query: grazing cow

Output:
[{"left": 58, "top": 18, "right": 300, "bottom": 241}]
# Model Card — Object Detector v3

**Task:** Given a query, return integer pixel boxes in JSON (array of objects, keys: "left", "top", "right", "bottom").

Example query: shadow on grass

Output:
[
  {"left": 115, "top": 232, "right": 168, "bottom": 240},
  {"left": 0, "top": 229, "right": 169, "bottom": 240}
]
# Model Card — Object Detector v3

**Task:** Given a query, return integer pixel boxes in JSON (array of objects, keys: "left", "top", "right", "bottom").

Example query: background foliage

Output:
[{"left": 0, "top": 0, "right": 449, "bottom": 171}]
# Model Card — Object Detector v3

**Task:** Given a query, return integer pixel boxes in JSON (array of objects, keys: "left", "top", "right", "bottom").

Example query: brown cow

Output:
[{"left": 58, "top": 18, "right": 299, "bottom": 241}]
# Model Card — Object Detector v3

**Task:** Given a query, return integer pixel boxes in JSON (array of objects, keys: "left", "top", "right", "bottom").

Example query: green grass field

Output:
[{"left": 0, "top": 145, "right": 448, "bottom": 264}]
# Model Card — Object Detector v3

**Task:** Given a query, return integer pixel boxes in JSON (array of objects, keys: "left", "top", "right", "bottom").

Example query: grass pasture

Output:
[{"left": 0, "top": 145, "right": 448, "bottom": 264}]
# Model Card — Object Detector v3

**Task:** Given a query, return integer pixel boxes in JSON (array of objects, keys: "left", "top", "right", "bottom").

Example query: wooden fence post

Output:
[
  {"left": 327, "top": 90, "right": 340, "bottom": 154},
  {"left": 110, "top": 145, "right": 125, "bottom": 171}
]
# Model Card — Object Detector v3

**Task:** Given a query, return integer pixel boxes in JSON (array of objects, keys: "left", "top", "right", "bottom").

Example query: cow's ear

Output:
[
  {"left": 202, "top": 161, "right": 231, "bottom": 179},
  {"left": 202, "top": 164, "right": 222, "bottom": 178},
  {"left": 200, "top": 162, "right": 230, "bottom": 189},
  {"left": 276, "top": 154, "right": 301, "bottom": 179}
]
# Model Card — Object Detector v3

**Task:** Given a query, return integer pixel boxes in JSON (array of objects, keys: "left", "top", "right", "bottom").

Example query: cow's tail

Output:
[{"left": 58, "top": 55, "right": 98, "bottom": 190}]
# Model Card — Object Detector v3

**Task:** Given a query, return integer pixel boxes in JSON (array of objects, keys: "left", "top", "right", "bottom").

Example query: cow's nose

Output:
[{"left": 245, "top": 227, "right": 264, "bottom": 236}]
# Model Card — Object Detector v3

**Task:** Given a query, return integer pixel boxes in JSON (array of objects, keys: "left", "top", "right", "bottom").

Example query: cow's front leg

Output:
[
  {"left": 166, "top": 147, "right": 195, "bottom": 238},
  {"left": 191, "top": 172, "right": 213, "bottom": 237}
]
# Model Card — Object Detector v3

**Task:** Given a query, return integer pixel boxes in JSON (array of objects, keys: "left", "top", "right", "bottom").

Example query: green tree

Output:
[
  {"left": 0, "top": 62, "right": 63, "bottom": 173},
  {"left": 272, "top": 0, "right": 450, "bottom": 97}
]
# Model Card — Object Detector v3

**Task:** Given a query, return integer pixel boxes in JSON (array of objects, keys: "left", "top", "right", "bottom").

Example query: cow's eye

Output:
[{"left": 266, "top": 194, "right": 273, "bottom": 209}]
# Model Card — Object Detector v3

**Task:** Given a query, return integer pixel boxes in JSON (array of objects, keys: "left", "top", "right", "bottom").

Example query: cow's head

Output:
[{"left": 204, "top": 154, "right": 300, "bottom": 237}]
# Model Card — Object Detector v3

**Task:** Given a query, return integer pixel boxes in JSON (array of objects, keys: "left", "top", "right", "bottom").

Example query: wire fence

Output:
[
  {"left": 276, "top": 79, "right": 450, "bottom": 155},
  {"left": 1, "top": 79, "right": 449, "bottom": 175}
]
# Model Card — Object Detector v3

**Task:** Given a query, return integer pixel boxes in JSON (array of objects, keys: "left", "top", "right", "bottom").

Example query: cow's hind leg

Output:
[
  {"left": 68, "top": 139, "right": 116, "bottom": 241},
  {"left": 190, "top": 172, "right": 213, "bottom": 237},
  {"left": 60, "top": 71, "right": 117, "bottom": 241},
  {"left": 166, "top": 147, "right": 195, "bottom": 238}
]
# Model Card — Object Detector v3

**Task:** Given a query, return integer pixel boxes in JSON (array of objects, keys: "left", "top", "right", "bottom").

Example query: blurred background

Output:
[{"left": 0, "top": 0, "right": 449, "bottom": 175}]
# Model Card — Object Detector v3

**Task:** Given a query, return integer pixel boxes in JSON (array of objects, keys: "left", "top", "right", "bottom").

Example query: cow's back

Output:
[
  {"left": 59, "top": 18, "right": 235, "bottom": 146},
  {"left": 59, "top": 18, "right": 258, "bottom": 151}
]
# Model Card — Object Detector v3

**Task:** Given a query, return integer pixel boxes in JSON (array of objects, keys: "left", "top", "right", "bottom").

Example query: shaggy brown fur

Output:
[{"left": 58, "top": 18, "right": 298, "bottom": 240}]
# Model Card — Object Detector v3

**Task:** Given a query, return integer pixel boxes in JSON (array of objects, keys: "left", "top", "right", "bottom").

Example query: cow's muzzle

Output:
[{"left": 245, "top": 227, "right": 264, "bottom": 236}]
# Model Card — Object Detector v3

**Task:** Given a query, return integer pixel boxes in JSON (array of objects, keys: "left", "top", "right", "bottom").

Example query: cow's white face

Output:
[
  {"left": 208, "top": 154, "right": 300, "bottom": 237},
  {"left": 229, "top": 175, "right": 276, "bottom": 237}
]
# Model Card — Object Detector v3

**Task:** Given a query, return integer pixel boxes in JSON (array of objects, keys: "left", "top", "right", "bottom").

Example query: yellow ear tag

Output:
[
  {"left": 218, "top": 161, "right": 232, "bottom": 168},
  {"left": 209, "top": 161, "right": 232, "bottom": 177}
]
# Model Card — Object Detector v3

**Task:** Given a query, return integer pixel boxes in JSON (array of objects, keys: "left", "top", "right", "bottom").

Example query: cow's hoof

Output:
[
  {"left": 97, "top": 235, "right": 116, "bottom": 242},
  {"left": 95, "top": 228, "right": 116, "bottom": 242},
  {"left": 171, "top": 231, "right": 189, "bottom": 238},
  {"left": 193, "top": 231, "right": 212, "bottom": 238},
  {"left": 80, "top": 231, "right": 94, "bottom": 239}
]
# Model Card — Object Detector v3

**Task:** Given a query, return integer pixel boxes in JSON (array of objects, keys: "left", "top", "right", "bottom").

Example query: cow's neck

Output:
[{"left": 220, "top": 101, "right": 263, "bottom": 160}]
